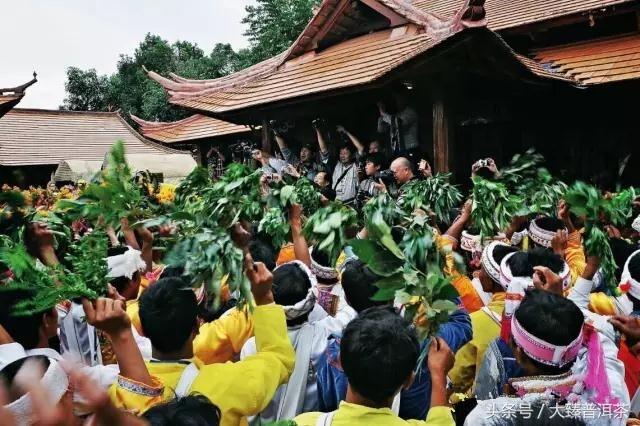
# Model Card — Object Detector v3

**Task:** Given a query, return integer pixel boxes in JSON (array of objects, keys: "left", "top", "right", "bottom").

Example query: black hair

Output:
[
  {"left": 0, "top": 356, "right": 50, "bottom": 387},
  {"left": 341, "top": 259, "right": 388, "bottom": 313},
  {"left": 0, "top": 289, "right": 51, "bottom": 350},
  {"left": 340, "top": 306, "right": 419, "bottom": 404},
  {"left": 248, "top": 238, "right": 277, "bottom": 272},
  {"left": 311, "top": 246, "right": 331, "bottom": 268},
  {"left": 492, "top": 245, "right": 518, "bottom": 265},
  {"left": 507, "top": 248, "right": 564, "bottom": 277},
  {"left": 339, "top": 144, "right": 355, "bottom": 154},
  {"left": 273, "top": 263, "right": 312, "bottom": 326},
  {"left": 139, "top": 277, "right": 198, "bottom": 353},
  {"left": 143, "top": 394, "right": 221, "bottom": 426},
  {"left": 618, "top": 241, "right": 639, "bottom": 282},
  {"left": 365, "top": 152, "right": 385, "bottom": 168},
  {"left": 320, "top": 187, "right": 336, "bottom": 202},
  {"left": 533, "top": 216, "right": 566, "bottom": 233},
  {"left": 514, "top": 289, "right": 583, "bottom": 375}
]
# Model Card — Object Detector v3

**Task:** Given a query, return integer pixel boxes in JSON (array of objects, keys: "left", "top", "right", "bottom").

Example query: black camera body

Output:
[
  {"left": 375, "top": 169, "right": 395, "bottom": 185},
  {"left": 311, "top": 117, "right": 327, "bottom": 130}
]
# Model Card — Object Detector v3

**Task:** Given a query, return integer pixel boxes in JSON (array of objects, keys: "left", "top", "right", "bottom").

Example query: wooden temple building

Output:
[
  {"left": 144, "top": 0, "right": 640, "bottom": 187},
  {"left": 0, "top": 109, "right": 188, "bottom": 186}
]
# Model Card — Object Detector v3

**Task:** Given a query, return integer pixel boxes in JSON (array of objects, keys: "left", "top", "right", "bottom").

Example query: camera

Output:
[
  {"left": 311, "top": 117, "right": 327, "bottom": 130},
  {"left": 476, "top": 158, "right": 489, "bottom": 168},
  {"left": 229, "top": 141, "right": 257, "bottom": 163},
  {"left": 375, "top": 169, "right": 395, "bottom": 185},
  {"left": 269, "top": 120, "right": 293, "bottom": 136}
]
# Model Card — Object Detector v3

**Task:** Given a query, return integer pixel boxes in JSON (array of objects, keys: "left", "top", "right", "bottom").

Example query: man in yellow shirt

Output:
[
  {"left": 109, "top": 258, "right": 295, "bottom": 426},
  {"left": 294, "top": 306, "right": 455, "bottom": 426},
  {"left": 448, "top": 241, "right": 517, "bottom": 396}
]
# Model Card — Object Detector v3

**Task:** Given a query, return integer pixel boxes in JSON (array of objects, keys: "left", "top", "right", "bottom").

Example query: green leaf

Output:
[
  {"left": 374, "top": 272, "right": 405, "bottom": 290},
  {"left": 349, "top": 239, "right": 403, "bottom": 277},
  {"left": 432, "top": 299, "right": 458, "bottom": 314},
  {"left": 371, "top": 287, "right": 397, "bottom": 302}
]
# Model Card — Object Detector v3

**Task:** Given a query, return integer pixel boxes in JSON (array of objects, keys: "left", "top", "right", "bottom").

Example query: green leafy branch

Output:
[{"left": 398, "top": 173, "right": 462, "bottom": 225}]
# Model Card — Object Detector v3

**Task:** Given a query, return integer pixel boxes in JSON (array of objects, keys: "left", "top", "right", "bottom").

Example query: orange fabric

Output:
[
  {"left": 276, "top": 244, "right": 296, "bottom": 266},
  {"left": 437, "top": 236, "right": 484, "bottom": 313}
]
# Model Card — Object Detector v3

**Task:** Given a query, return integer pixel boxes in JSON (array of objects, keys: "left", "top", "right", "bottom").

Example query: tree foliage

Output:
[{"left": 61, "top": 0, "right": 319, "bottom": 120}]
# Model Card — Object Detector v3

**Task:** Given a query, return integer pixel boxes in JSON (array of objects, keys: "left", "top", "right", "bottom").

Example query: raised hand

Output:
[
  {"left": 532, "top": 266, "right": 564, "bottom": 296},
  {"left": 244, "top": 254, "right": 274, "bottom": 306},
  {"left": 82, "top": 298, "right": 131, "bottom": 338}
]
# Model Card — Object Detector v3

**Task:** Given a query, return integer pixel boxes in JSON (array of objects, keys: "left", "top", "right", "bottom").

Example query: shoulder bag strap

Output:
[{"left": 175, "top": 362, "right": 199, "bottom": 398}]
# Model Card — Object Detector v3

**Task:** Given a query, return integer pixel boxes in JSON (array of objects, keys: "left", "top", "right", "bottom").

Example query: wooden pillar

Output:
[
  {"left": 261, "top": 119, "right": 272, "bottom": 153},
  {"left": 432, "top": 98, "right": 454, "bottom": 173}
]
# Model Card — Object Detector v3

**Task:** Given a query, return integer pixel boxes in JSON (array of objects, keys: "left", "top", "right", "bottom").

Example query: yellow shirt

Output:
[
  {"left": 449, "top": 292, "right": 505, "bottom": 395},
  {"left": 193, "top": 306, "right": 254, "bottom": 364},
  {"left": 566, "top": 231, "right": 586, "bottom": 289},
  {"left": 295, "top": 402, "right": 455, "bottom": 426},
  {"left": 109, "top": 304, "right": 295, "bottom": 426}
]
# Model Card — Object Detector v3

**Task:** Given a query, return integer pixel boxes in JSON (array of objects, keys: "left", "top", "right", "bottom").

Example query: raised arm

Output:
[
  {"left": 336, "top": 125, "right": 365, "bottom": 156},
  {"left": 444, "top": 200, "right": 472, "bottom": 243},
  {"left": 275, "top": 134, "right": 296, "bottom": 165},
  {"left": 290, "top": 204, "right": 311, "bottom": 267},
  {"left": 316, "top": 128, "right": 329, "bottom": 157},
  {"left": 83, "top": 297, "right": 154, "bottom": 387},
  {"left": 135, "top": 226, "right": 154, "bottom": 273}
]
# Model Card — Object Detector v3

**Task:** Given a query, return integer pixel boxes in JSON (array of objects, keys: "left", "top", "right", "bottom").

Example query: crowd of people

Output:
[{"left": 0, "top": 124, "right": 640, "bottom": 426}]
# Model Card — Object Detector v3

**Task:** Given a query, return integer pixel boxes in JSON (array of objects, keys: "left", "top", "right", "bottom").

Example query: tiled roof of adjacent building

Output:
[
  {"left": 0, "top": 109, "right": 180, "bottom": 166},
  {"left": 131, "top": 114, "right": 252, "bottom": 144}
]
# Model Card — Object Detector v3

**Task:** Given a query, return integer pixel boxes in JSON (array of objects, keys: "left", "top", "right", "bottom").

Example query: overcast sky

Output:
[{"left": 2, "top": 0, "right": 254, "bottom": 109}]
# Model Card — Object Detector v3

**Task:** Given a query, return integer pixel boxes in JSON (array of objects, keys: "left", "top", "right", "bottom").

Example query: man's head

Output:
[
  {"left": 339, "top": 145, "right": 354, "bottom": 165},
  {"left": 139, "top": 277, "right": 198, "bottom": 358},
  {"left": 507, "top": 247, "right": 565, "bottom": 278},
  {"left": 300, "top": 144, "right": 315, "bottom": 163},
  {"left": 364, "top": 153, "right": 384, "bottom": 177},
  {"left": 369, "top": 141, "right": 381, "bottom": 154},
  {"left": 249, "top": 237, "right": 277, "bottom": 272},
  {"left": 512, "top": 289, "right": 583, "bottom": 376},
  {"left": 621, "top": 249, "right": 640, "bottom": 303},
  {"left": 341, "top": 259, "right": 388, "bottom": 312},
  {"left": 340, "top": 306, "right": 419, "bottom": 406},
  {"left": 107, "top": 246, "right": 143, "bottom": 301},
  {"left": 390, "top": 157, "right": 414, "bottom": 185},
  {"left": 528, "top": 216, "right": 567, "bottom": 249},
  {"left": 0, "top": 289, "right": 58, "bottom": 350},
  {"left": 143, "top": 395, "right": 221, "bottom": 426},
  {"left": 273, "top": 262, "right": 314, "bottom": 326},
  {"left": 478, "top": 243, "right": 518, "bottom": 292},
  {"left": 314, "top": 171, "right": 330, "bottom": 188}
]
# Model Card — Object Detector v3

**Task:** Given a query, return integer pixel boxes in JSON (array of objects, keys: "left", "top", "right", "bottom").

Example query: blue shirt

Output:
[{"left": 316, "top": 306, "right": 472, "bottom": 419}]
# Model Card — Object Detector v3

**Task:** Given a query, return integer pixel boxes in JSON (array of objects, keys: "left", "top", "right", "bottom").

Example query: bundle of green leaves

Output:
[
  {"left": 164, "top": 226, "right": 251, "bottom": 309},
  {"left": 397, "top": 173, "right": 462, "bottom": 224},
  {"left": 303, "top": 202, "right": 357, "bottom": 267},
  {"left": 471, "top": 177, "right": 524, "bottom": 240},
  {"left": 174, "top": 167, "right": 211, "bottom": 210},
  {"left": 564, "top": 182, "right": 637, "bottom": 295},
  {"left": 57, "top": 141, "right": 146, "bottom": 228},
  {"left": 500, "top": 149, "right": 567, "bottom": 216},
  {"left": 0, "top": 190, "right": 28, "bottom": 240},
  {"left": 350, "top": 210, "right": 460, "bottom": 340},
  {"left": 362, "top": 192, "right": 404, "bottom": 229},
  {"left": 0, "top": 231, "right": 109, "bottom": 316}
]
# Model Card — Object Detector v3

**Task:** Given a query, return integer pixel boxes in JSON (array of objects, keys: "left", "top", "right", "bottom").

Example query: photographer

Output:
[
  {"left": 471, "top": 157, "right": 500, "bottom": 180},
  {"left": 356, "top": 153, "right": 386, "bottom": 208},
  {"left": 315, "top": 121, "right": 360, "bottom": 205},
  {"left": 377, "top": 90, "right": 419, "bottom": 159},
  {"left": 251, "top": 149, "right": 289, "bottom": 175},
  {"left": 390, "top": 156, "right": 419, "bottom": 204},
  {"left": 274, "top": 131, "right": 325, "bottom": 181}
]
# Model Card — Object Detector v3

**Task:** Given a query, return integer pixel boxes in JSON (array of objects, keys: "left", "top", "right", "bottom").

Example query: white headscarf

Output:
[{"left": 106, "top": 246, "right": 146, "bottom": 279}]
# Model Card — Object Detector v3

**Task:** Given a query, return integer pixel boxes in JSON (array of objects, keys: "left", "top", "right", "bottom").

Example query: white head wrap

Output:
[
  {"left": 633, "top": 215, "right": 640, "bottom": 233},
  {"left": 480, "top": 241, "right": 512, "bottom": 285},
  {"left": 620, "top": 249, "right": 640, "bottom": 300},
  {"left": 275, "top": 260, "right": 318, "bottom": 321},
  {"left": 528, "top": 218, "right": 567, "bottom": 249},
  {"left": 3, "top": 357, "right": 69, "bottom": 426},
  {"left": 106, "top": 246, "right": 146, "bottom": 279}
]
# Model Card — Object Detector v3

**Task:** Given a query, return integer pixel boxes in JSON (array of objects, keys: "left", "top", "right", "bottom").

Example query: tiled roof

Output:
[
  {"left": 170, "top": 28, "right": 441, "bottom": 113},
  {"left": 0, "top": 109, "right": 181, "bottom": 166},
  {"left": 531, "top": 33, "right": 640, "bottom": 85},
  {"left": 411, "top": 0, "right": 634, "bottom": 31},
  {"left": 131, "top": 114, "right": 252, "bottom": 144}
]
